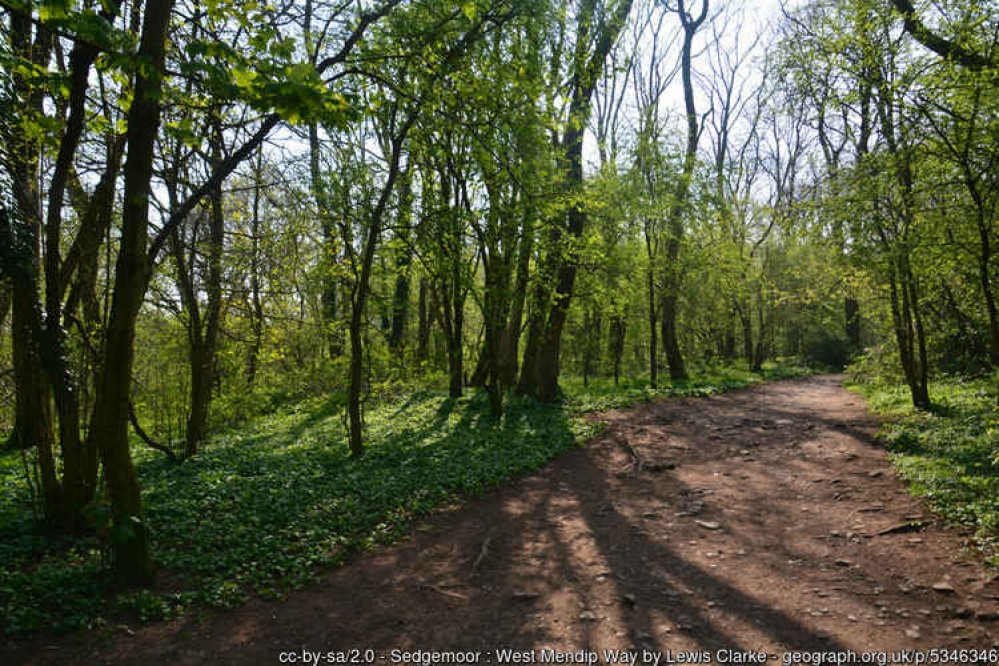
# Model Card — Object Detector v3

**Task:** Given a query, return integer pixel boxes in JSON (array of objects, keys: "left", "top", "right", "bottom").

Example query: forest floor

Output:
[{"left": 7, "top": 374, "right": 999, "bottom": 665}]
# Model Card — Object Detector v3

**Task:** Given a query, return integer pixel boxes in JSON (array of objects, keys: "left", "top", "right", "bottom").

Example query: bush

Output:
[
  {"left": 846, "top": 342, "right": 904, "bottom": 384},
  {"left": 801, "top": 329, "right": 852, "bottom": 371}
]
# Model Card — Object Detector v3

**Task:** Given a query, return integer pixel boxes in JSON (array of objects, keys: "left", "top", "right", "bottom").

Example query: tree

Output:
[
  {"left": 86, "top": 0, "right": 175, "bottom": 584},
  {"left": 518, "top": 0, "right": 635, "bottom": 401},
  {"left": 331, "top": 1, "right": 514, "bottom": 453},
  {"left": 625, "top": 0, "right": 680, "bottom": 387},
  {"left": 915, "top": 64, "right": 999, "bottom": 367},
  {"left": 657, "top": 0, "right": 709, "bottom": 381}
]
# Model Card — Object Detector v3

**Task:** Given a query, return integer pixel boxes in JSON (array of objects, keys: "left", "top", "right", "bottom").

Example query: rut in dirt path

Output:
[{"left": 8, "top": 375, "right": 999, "bottom": 665}]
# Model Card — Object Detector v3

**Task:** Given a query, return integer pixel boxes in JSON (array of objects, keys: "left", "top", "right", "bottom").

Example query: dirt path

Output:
[{"left": 8, "top": 375, "right": 999, "bottom": 665}]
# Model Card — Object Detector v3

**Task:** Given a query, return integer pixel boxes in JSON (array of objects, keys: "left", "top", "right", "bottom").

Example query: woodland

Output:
[{"left": 0, "top": 0, "right": 998, "bottom": 644}]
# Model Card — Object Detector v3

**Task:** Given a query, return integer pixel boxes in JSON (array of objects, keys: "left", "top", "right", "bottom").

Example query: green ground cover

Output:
[{"left": 850, "top": 376, "right": 999, "bottom": 567}]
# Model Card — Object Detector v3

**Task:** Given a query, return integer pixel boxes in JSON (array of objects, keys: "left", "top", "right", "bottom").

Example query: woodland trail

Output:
[{"left": 9, "top": 375, "right": 999, "bottom": 665}]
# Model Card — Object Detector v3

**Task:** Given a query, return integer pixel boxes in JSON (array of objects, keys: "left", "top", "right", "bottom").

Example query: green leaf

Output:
[{"left": 39, "top": 0, "right": 73, "bottom": 21}]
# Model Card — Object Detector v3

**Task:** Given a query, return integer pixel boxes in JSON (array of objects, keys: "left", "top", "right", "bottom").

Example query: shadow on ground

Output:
[{"left": 6, "top": 375, "right": 998, "bottom": 665}]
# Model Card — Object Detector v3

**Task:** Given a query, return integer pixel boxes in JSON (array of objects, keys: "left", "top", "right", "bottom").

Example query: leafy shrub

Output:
[
  {"left": 846, "top": 342, "right": 904, "bottom": 383},
  {"left": 801, "top": 329, "right": 852, "bottom": 371}
]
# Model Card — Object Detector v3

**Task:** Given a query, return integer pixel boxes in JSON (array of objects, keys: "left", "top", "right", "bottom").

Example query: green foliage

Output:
[
  {"left": 847, "top": 342, "right": 905, "bottom": 384},
  {"left": 116, "top": 589, "right": 193, "bottom": 624},
  {"left": 172, "top": 0, "right": 361, "bottom": 126},
  {"left": 800, "top": 328, "right": 852, "bottom": 371},
  {"left": 850, "top": 376, "right": 999, "bottom": 566},
  {"left": 562, "top": 359, "right": 814, "bottom": 413}
]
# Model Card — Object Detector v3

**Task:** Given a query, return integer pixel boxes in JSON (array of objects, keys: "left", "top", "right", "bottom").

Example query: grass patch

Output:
[
  {"left": 0, "top": 360, "right": 811, "bottom": 635},
  {"left": 562, "top": 359, "right": 814, "bottom": 413},
  {"left": 848, "top": 376, "right": 999, "bottom": 566}
]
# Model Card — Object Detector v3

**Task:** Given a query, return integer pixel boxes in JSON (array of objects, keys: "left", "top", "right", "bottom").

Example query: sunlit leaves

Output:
[
  {"left": 38, "top": 0, "right": 73, "bottom": 21},
  {"left": 178, "top": 28, "right": 358, "bottom": 126},
  {"left": 233, "top": 64, "right": 359, "bottom": 126}
]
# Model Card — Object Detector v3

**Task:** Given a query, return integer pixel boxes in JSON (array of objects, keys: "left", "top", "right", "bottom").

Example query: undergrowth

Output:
[{"left": 848, "top": 375, "right": 999, "bottom": 567}]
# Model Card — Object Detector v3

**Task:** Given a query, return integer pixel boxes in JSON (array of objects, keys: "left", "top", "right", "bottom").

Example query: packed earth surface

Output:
[{"left": 6, "top": 375, "right": 999, "bottom": 665}]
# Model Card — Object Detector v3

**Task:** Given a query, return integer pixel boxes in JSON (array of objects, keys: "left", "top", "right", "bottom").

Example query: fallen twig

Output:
[{"left": 470, "top": 536, "right": 492, "bottom": 578}]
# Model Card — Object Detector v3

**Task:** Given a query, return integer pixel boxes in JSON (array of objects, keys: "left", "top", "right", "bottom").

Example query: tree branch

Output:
[{"left": 890, "top": 0, "right": 995, "bottom": 71}]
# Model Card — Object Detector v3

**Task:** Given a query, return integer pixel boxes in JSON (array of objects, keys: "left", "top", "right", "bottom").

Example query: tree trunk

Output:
[
  {"left": 87, "top": 0, "right": 175, "bottom": 585},
  {"left": 347, "top": 312, "right": 365, "bottom": 456},
  {"left": 346, "top": 112, "right": 416, "bottom": 456},
  {"left": 647, "top": 259, "right": 658, "bottom": 389},
  {"left": 185, "top": 123, "right": 225, "bottom": 458},
  {"left": 739, "top": 304, "right": 753, "bottom": 366},
  {"left": 906, "top": 258, "right": 930, "bottom": 407},
  {"left": 308, "top": 123, "right": 340, "bottom": 359},
  {"left": 720, "top": 325, "right": 736, "bottom": 359},
  {"left": 874, "top": 49, "right": 930, "bottom": 410},
  {"left": 532, "top": 120, "right": 588, "bottom": 402},
  {"left": 888, "top": 254, "right": 930, "bottom": 409},
  {"left": 581, "top": 308, "right": 601, "bottom": 387},
  {"left": 389, "top": 171, "right": 413, "bottom": 357},
  {"left": 518, "top": 0, "right": 634, "bottom": 402},
  {"left": 976, "top": 213, "right": 999, "bottom": 367},
  {"left": 661, "top": 291, "right": 687, "bottom": 380},
  {"left": 482, "top": 235, "right": 504, "bottom": 416},
  {"left": 246, "top": 150, "right": 264, "bottom": 387},
  {"left": 609, "top": 313, "right": 625, "bottom": 387},
  {"left": 845, "top": 296, "right": 860, "bottom": 348},
  {"left": 447, "top": 277, "right": 464, "bottom": 399},
  {"left": 186, "top": 338, "right": 211, "bottom": 454},
  {"left": 498, "top": 209, "right": 533, "bottom": 387},
  {"left": 416, "top": 277, "right": 430, "bottom": 364},
  {"left": 535, "top": 257, "right": 574, "bottom": 402},
  {"left": 469, "top": 340, "right": 489, "bottom": 387},
  {"left": 516, "top": 282, "right": 546, "bottom": 397},
  {"left": 656, "top": 0, "right": 705, "bottom": 384},
  {"left": 8, "top": 270, "right": 61, "bottom": 519},
  {"left": 5, "top": 11, "right": 62, "bottom": 520},
  {"left": 389, "top": 263, "right": 412, "bottom": 357},
  {"left": 473, "top": 180, "right": 517, "bottom": 406},
  {"left": 751, "top": 284, "right": 769, "bottom": 372},
  {"left": 0, "top": 286, "right": 10, "bottom": 335},
  {"left": 36, "top": 4, "right": 124, "bottom": 531}
]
